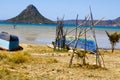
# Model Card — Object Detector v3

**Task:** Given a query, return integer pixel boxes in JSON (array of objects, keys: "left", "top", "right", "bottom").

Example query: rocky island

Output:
[{"left": 6, "top": 4, "right": 54, "bottom": 24}]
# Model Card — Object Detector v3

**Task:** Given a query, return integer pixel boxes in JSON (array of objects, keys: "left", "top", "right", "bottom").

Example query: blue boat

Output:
[
  {"left": 55, "top": 37, "right": 96, "bottom": 53},
  {"left": 66, "top": 37, "right": 96, "bottom": 53},
  {"left": 0, "top": 32, "right": 19, "bottom": 50}
]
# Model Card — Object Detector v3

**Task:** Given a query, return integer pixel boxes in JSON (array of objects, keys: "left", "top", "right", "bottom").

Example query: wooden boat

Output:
[{"left": 0, "top": 32, "right": 19, "bottom": 50}]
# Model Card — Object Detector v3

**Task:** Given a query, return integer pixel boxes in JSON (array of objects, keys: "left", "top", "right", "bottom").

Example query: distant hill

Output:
[
  {"left": 4, "top": 4, "right": 120, "bottom": 26},
  {"left": 6, "top": 4, "right": 54, "bottom": 24},
  {"left": 113, "top": 17, "right": 120, "bottom": 26},
  {"left": 64, "top": 17, "right": 120, "bottom": 26}
]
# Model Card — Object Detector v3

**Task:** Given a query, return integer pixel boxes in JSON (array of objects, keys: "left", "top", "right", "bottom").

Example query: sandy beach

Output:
[{"left": 0, "top": 43, "right": 120, "bottom": 80}]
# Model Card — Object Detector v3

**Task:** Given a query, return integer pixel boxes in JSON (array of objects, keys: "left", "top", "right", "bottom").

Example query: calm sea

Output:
[{"left": 0, "top": 22, "right": 120, "bottom": 49}]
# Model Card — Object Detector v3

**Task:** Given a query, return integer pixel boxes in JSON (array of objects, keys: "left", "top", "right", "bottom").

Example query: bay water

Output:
[{"left": 0, "top": 22, "right": 120, "bottom": 49}]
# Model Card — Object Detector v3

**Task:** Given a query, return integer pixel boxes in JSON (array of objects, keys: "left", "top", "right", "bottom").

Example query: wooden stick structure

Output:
[
  {"left": 68, "top": 9, "right": 105, "bottom": 67},
  {"left": 54, "top": 17, "right": 66, "bottom": 50},
  {"left": 54, "top": 8, "right": 105, "bottom": 68}
]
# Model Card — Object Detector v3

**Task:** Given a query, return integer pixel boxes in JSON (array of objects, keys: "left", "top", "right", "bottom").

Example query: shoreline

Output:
[{"left": 20, "top": 42, "right": 120, "bottom": 51}]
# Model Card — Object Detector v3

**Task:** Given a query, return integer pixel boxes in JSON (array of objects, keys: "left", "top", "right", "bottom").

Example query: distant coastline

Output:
[
  {"left": 2, "top": 17, "right": 120, "bottom": 27},
  {"left": 63, "top": 17, "right": 120, "bottom": 26}
]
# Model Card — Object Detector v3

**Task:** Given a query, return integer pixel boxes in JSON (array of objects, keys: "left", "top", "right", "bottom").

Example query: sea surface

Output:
[{"left": 0, "top": 22, "right": 120, "bottom": 49}]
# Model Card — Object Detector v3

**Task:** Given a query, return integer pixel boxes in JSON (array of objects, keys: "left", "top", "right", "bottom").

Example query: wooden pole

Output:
[
  {"left": 75, "top": 14, "right": 79, "bottom": 39},
  {"left": 69, "top": 15, "right": 79, "bottom": 67},
  {"left": 83, "top": 28, "right": 87, "bottom": 65},
  {"left": 90, "top": 6, "right": 102, "bottom": 66}
]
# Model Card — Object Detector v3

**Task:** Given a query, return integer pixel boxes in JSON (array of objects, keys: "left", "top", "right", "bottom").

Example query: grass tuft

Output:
[
  {"left": 9, "top": 52, "right": 31, "bottom": 64},
  {"left": 0, "top": 67, "right": 11, "bottom": 79},
  {"left": 0, "top": 52, "right": 8, "bottom": 60},
  {"left": 45, "top": 57, "right": 58, "bottom": 63}
]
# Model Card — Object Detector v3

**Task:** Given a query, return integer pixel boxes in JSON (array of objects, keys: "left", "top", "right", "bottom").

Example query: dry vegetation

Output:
[{"left": 0, "top": 43, "right": 120, "bottom": 80}]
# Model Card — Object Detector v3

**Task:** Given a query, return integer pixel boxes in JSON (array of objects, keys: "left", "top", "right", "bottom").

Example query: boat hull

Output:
[
  {"left": 55, "top": 37, "right": 96, "bottom": 53},
  {"left": 0, "top": 38, "right": 19, "bottom": 50}
]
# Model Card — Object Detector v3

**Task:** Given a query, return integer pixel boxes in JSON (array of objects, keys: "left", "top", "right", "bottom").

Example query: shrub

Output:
[{"left": 9, "top": 52, "right": 31, "bottom": 64}]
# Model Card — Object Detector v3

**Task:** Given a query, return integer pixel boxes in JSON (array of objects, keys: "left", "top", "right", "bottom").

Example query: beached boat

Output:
[
  {"left": 54, "top": 37, "right": 96, "bottom": 53},
  {"left": 0, "top": 32, "right": 19, "bottom": 50},
  {"left": 65, "top": 37, "right": 96, "bottom": 53}
]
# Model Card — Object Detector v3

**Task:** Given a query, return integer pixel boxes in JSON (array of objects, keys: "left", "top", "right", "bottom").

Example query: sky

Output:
[{"left": 0, "top": 0, "right": 119, "bottom": 20}]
